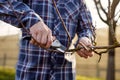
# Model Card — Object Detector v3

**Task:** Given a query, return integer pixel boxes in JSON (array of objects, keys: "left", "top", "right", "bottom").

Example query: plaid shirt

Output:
[{"left": 0, "top": 0, "right": 95, "bottom": 80}]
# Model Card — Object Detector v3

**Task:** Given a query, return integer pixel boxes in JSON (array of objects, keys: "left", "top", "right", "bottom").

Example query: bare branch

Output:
[
  {"left": 115, "top": 9, "right": 120, "bottom": 18},
  {"left": 107, "top": 0, "right": 119, "bottom": 44},
  {"left": 93, "top": 49, "right": 108, "bottom": 62},
  {"left": 111, "top": 0, "right": 120, "bottom": 19},
  {"left": 107, "top": 0, "right": 111, "bottom": 19},
  {"left": 68, "top": 43, "right": 120, "bottom": 52},
  {"left": 99, "top": 0, "right": 107, "bottom": 16},
  {"left": 93, "top": 0, "right": 107, "bottom": 23},
  {"left": 116, "top": 15, "right": 120, "bottom": 23}
]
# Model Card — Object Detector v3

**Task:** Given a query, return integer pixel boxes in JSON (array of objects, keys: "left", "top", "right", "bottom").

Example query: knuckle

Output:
[
  {"left": 47, "top": 41, "right": 52, "bottom": 46},
  {"left": 48, "top": 29, "right": 52, "bottom": 33},
  {"left": 45, "top": 45, "right": 50, "bottom": 49},
  {"left": 36, "top": 27, "right": 42, "bottom": 33},
  {"left": 40, "top": 41, "right": 46, "bottom": 45}
]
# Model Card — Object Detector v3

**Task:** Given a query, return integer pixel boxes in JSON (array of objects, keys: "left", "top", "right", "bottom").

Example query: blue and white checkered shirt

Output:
[{"left": 0, "top": 0, "right": 95, "bottom": 80}]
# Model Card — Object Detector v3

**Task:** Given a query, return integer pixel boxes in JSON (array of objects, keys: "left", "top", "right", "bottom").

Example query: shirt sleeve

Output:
[
  {"left": 0, "top": 1, "right": 41, "bottom": 28},
  {"left": 76, "top": 0, "right": 95, "bottom": 43}
]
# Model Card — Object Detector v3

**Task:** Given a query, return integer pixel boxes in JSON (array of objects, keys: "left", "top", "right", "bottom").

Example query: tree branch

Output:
[
  {"left": 115, "top": 10, "right": 120, "bottom": 23},
  {"left": 115, "top": 9, "right": 120, "bottom": 18},
  {"left": 93, "top": 0, "right": 107, "bottom": 23},
  {"left": 68, "top": 43, "right": 120, "bottom": 52},
  {"left": 111, "top": 0, "right": 120, "bottom": 19},
  {"left": 99, "top": 0, "right": 107, "bottom": 16},
  {"left": 107, "top": 0, "right": 119, "bottom": 44},
  {"left": 116, "top": 14, "right": 120, "bottom": 23}
]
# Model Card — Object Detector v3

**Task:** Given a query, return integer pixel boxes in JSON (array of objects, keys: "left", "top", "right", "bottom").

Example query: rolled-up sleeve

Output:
[
  {"left": 76, "top": 0, "right": 95, "bottom": 42},
  {"left": 0, "top": 0, "right": 40, "bottom": 28}
]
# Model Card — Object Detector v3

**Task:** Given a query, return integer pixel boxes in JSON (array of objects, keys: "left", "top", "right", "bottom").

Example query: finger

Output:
[
  {"left": 78, "top": 52, "right": 88, "bottom": 59},
  {"left": 35, "top": 33, "right": 47, "bottom": 48},
  {"left": 77, "top": 49, "right": 88, "bottom": 58},
  {"left": 77, "top": 52, "right": 83, "bottom": 57},
  {"left": 52, "top": 36, "right": 56, "bottom": 41},
  {"left": 83, "top": 49, "right": 94, "bottom": 57},
  {"left": 30, "top": 32, "right": 40, "bottom": 45},
  {"left": 38, "top": 44, "right": 46, "bottom": 48},
  {"left": 30, "top": 38, "right": 35, "bottom": 44},
  {"left": 35, "top": 32, "right": 47, "bottom": 48},
  {"left": 30, "top": 38, "right": 38, "bottom": 46},
  {"left": 79, "top": 37, "right": 92, "bottom": 45},
  {"left": 40, "top": 32, "right": 47, "bottom": 45},
  {"left": 36, "top": 33, "right": 42, "bottom": 44},
  {"left": 87, "top": 51, "right": 94, "bottom": 57},
  {"left": 45, "top": 31, "right": 53, "bottom": 48}
]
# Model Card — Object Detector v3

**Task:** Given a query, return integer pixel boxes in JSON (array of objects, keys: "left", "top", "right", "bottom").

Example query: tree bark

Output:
[
  {"left": 106, "top": 25, "right": 116, "bottom": 80},
  {"left": 105, "top": 1, "right": 117, "bottom": 80}
]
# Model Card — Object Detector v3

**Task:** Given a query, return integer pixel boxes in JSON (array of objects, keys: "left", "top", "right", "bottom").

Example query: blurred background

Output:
[{"left": 0, "top": 0, "right": 120, "bottom": 80}]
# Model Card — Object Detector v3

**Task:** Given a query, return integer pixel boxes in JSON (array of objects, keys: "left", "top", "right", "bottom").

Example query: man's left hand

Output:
[{"left": 77, "top": 37, "right": 94, "bottom": 59}]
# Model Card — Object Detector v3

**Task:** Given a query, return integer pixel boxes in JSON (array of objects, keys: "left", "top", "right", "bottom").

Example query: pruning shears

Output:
[{"left": 22, "top": 35, "right": 74, "bottom": 54}]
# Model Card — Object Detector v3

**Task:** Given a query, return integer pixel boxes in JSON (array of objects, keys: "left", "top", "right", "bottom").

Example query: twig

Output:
[
  {"left": 93, "top": 0, "right": 107, "bottom": 23},
  {"left": 116, "top": 14, "right": 120, "bottom": 23},
  {"left": 114, "top": 9, "right": 120, "bottom": 18},
  {"left": 68, "top": 43, "right": 120, "bottom": 52}
]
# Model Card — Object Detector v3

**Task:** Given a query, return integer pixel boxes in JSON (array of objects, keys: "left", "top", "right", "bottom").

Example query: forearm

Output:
[
  {"left": 0, "top": 1, "right": 40, "bottom": 28},
  {"left": 77, "top": 0, "right": 95, "bottom": 42}
]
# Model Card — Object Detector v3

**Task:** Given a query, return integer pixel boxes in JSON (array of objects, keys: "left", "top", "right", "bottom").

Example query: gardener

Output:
[{"left": 0, "top": 0, "right": 95, "bottom": 80}]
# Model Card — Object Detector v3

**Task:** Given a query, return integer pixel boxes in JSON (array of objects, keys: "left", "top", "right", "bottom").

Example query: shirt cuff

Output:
[{"left": 75, "top": 29, "right": 94, "bottom": 47}]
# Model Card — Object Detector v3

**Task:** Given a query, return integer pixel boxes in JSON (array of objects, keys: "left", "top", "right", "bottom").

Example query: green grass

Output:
[
  {"left": 0, "top": 67, "right": 102, "bottom": 80},
  {"left": 0, "top": 67, "right": 15, "bottom": 80},
  {"left": 76, "top": 76, "right": 102, "bottom": 80}
]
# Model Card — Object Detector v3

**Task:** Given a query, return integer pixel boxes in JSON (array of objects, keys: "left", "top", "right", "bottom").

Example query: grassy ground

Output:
[
  {"left": 76, "top": 76, "right": 102, "bottom": 80},
  {"left": 0, "top": 67, "right": 102, "bottom": 80},
  {"left": 0, "top": 67, "right": 15, "bottom": 80}
]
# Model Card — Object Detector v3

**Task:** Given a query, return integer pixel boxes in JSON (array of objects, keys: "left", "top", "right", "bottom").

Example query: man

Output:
[{"left": 0, "top": 0, "right": 95, "bottom": 80}]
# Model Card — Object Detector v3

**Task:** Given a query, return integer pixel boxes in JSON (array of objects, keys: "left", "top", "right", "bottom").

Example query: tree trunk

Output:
[{"left": 106, "top": 26, "right": 116, "bottom": 80}]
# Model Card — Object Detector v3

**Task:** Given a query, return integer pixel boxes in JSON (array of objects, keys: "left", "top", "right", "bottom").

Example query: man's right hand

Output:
[{"left": 30, "top": 21, "right": 54, "bottom": 49}]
